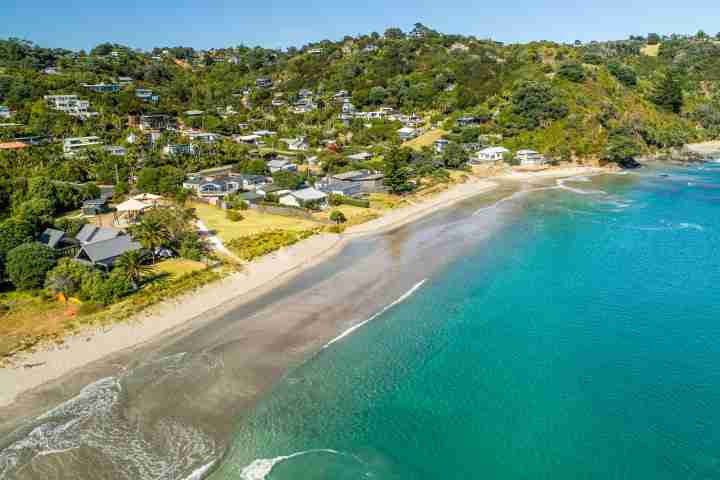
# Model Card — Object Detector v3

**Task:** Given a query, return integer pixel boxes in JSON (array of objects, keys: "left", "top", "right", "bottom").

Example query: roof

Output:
[
  {"left": 319, "top": 182, "right": 364, "bottom": 196},
  {"left": 288, "top": 187, "right": 327, "bottom": 201},
  {"left": 76, "top": 224, "right": 122, "bottom": 244},
  {"left": 517, "top": 149, "right": 539, "bottom": 155},
  {"left": 0, "top": 142, "right": 28, "bottom": 150},
  {"left": 133, "top": 193, "right": 162, "bottom": 202},
  {"left": 116, "top": 198, "right": 150, "bottom": 212},
  {"left": 397, "top": 127, "right": 416, "bottom": 134},
  {"left": 79, "top": 236, "right": 142, "bottom": 265},
  {"left": 347, "top": 152, "right": 372, "bottom": 161},
  {"left": 479, "top": 146, "right": 510, "bottom": 155},
  {"left": 331, "top": 170, "right": 383, "bottom": 182},
  {"left": 267, "top": 159, "right": 291, "bottom": 168},
  {"left": 185, "top": 110, "right": 204, "bottom": 116},
  {"left": 239, "top": 191, "right": 264, "bottom": 202},
  {"left": 39, "top": 228, "right": 66, "bottom": 249},
  {"left": 83, "top": 198, "right": 107, "bottom": 206}
]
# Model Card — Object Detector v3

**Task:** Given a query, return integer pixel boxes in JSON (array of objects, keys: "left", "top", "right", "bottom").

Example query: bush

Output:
[
  {"left": 557, "top": 62, "right": 586, "bottom": 83},
  {"left": 0, "top": 218, "right": 36, "bottom": 277},
  {"left": 6, "top": 242, "right": 57, "bottom": 290},
  {"left": 226, "top": 210, "right": 244, "bottom": 222},
  {"left": 80, "top": 269, "right": 132, "bottom": 305},
  {"left": 226, "top": 229, "right": 316, "bottom": 261},
  {"left": 330, "top": 210, "right": 347, "bottom": 224}
]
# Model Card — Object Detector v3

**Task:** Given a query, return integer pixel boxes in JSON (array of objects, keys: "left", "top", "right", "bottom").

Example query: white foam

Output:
[
  {"left": 323, "top": 279, "right": 427, "bottom": 349},
  {"left": 180, "top": 460, "right": 216, "bottom": 480},
  {"left": 557, "top": 178, "right": 607, "bottom": 195},
  {"left": 240, "top": 449, "right": 342, "bottom": 480},
  {"left": 679, "top": 222, "right": 704, "bottom": 231}
]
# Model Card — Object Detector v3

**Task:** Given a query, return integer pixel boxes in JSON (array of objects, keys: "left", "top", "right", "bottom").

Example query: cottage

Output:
[
  {"left": 476, "top": 146, "right": 510, "bottom": 163},
  {"left": 75, "top": 236, "right": 142, "bottom": 270},
  {"left": 267, "top": 159, "right": 298, "bottom": 173},
  {"left": 397, "top": 127, "right": 417, "bottom": 141},
  {"left": 279, "top": 187, "right": 328, "bottom": 209},
  {"left": 516, "top": 149, "right": 546, "bottom": 166}
]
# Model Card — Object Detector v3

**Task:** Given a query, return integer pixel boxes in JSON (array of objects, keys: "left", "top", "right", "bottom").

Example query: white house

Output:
[
  {"left": 234, "top": 134, "right": 261, "bottom": 145},
  {"left": 63, "top": 136, "right": 103, "bottom": 156},
  {"left": 0, "top": 106, "right": 11, "bottom": 119},
  {"left": 279, "top": 187, "right": 328, "bottom": 209},
  {"left": 516, "top": 149, "right": 546, "bottom": 166},
  {"left": 433, "top": 139, "right": 449, "bottom": 153},
  {"left": 267, "top": 159, "right": 298, "bottom": 173},
  {"left": 163, "top": 144, "right": 195, "bottom": 156},
  {"left": 186, "top": 132, "right": 220, "bottom": 144},
  {"left": 44, "top": 95, "right": 95, "bottom": 117},
  {"left": 476, "top": 146, "right": 510, "bottom": 163},
  {"left": 284, "top": 137, "right": 309, "bottom": 151}
]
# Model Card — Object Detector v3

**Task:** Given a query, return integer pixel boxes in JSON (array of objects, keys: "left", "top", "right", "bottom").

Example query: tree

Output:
[
  {"left": 608, "top": 62, "right": 637, "bottom": 87},
  {"left": 368, "top": 86, "right": 387, "bottom": 105},
  {"left": 272, "top": 170, "right": 304, "bottom": 189},
  {"left": 129, "top": 217, "right": 167, "bottom": 262},
  {"left": 557, "top": 63, "right": 586, "bottom": 83},
  {"left": 6, "top": 242, "right": 56, "bottom": 290},
  {"left": 115, "top": 250, "right": 152, "bottom": 286},
  {"left": 602, "top": 130, "right": 641, "bottom": 167},
  {"left": 647, "top": 33, "right": 661, "bottom": 45},
  {"left": 441, "top": 142, "right": 469, "bottom": 168},
  {"left": 0, "top": 218, "right": 35, "bottom": 278},
  {"left": 384, "top": 147, "right": 411, "bottom": 194},
  {"left": 652, "top": 70, "right": 683, "bottom": 114},
  {"left": 330, "top": 210, "right": 347, "bottom": 225},
  {"left": 510, "top": 80, "right": 568, "bottom": 129}
]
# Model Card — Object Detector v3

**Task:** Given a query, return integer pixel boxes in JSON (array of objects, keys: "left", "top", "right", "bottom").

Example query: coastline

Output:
[{"left": 0, "top": 166, "right": 605, "bottom": 410}]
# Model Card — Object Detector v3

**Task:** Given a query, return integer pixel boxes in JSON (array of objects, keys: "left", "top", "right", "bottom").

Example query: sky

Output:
[{"left": 2, "top": 0, "right": 719, "bottom": 51}]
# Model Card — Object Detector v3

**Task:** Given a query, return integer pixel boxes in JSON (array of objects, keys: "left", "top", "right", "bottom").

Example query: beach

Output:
[{"left": 0, "top": 166, "right": 606, "bottom": 419}]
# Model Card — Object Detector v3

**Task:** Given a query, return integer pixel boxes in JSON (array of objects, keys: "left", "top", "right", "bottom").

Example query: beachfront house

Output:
[
  {"left": 63, "top": 136, "right": 103, "bottom": 156},
  {"left": 279, "top": 187, "right": 328, "bottom": 209},
  {"left": 476, "top": 146, "right": 510, "bottom": 163},
  {"left": 75, "top": 235, "right": 142, "bottom": 271},
  {"left": 516, "top": 149, "right": 546, "bottom": 166},
  {"left": 318, "top": 181, "right": 364, "bottom": 198},
  {"left": 398, "top": 127, "right": 417, "bottom": 141}
]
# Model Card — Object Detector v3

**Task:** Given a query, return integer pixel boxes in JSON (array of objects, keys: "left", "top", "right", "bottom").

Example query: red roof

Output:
[{"left": 0, "top": 142, "right": 28, "bottom": 150}]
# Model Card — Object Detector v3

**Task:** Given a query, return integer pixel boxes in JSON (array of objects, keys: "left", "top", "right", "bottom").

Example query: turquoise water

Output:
[{"left": 215, "top": 165, "right": 720, "bottom": 479}]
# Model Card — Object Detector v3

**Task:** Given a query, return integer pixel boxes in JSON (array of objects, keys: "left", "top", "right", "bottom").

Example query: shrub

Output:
[
  {"left": 226, "top": 229, "right": 316, "bottom": 261},
  {"left": 330, "top": 210, "right": 347, "bottom": 224},
  {"left": 557, "top": 63, "right": 586, "bottom": 83},
  {"left": 0, "top": 218, "right": 35, "bottom": 277},
  {"left": 80, "top": 269, "right": 132, "bottom": 305},
  {"left": 6, "top": 242, "right": 57, "bottom": 290},
  {"left": 226, "top": 210, "right": 244, "bottom": 222}
]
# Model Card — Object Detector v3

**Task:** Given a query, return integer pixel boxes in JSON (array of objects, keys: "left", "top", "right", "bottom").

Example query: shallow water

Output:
[{"left": 211, "top": 165, "right": 720, "bottom": 479}]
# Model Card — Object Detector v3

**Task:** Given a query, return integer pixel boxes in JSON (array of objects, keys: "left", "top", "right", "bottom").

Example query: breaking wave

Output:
[{"left": 239, "top": 449, "right": 362, "bottom": 480}]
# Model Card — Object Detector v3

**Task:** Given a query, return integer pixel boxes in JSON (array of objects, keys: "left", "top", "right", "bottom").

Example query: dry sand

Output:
[{"left": 0, "top": 166, "right": 603, "bottom": 408}]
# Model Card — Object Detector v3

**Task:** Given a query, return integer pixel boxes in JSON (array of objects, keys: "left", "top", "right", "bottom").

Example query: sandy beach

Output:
[{"left": 0, "top": 166, "right": 604, "bottom": 410}]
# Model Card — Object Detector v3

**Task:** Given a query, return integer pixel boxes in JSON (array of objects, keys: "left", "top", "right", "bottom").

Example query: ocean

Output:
[
  {"left": 211, "top": 164, "right": 720, "bottom": 479},
  {"left": 2, "top": 163, "right": 720, "bottom": 479}
]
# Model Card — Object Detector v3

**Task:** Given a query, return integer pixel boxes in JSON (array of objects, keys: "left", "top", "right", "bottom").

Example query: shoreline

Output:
[{"left": 0, "top": 165, "right": 606, "bottom": 410}]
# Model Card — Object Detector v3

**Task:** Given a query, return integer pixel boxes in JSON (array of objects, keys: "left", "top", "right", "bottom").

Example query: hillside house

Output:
[
  {"left": 434, "top": 139, "right": 449, "bottom": 153},
  {"left": 63, "top": 136, "right": 103, "bottom": 156},
  {"left": 256, "top": 77, "right": 273, "bottom": 88},
  {"left": 83, "top": 83, "right": 121, "bottom": 93},
  {"left": 45, "top": 95, "right": 95, "bottom": 117},
  {"left": 234, "top": 134, "right": 261, "bottom": 145},
  {"left": 283, "top": 137, "right": 309, "bottom": 151},
  {"left": 163, "top": 144, "right": 195, "bottom": 156}
]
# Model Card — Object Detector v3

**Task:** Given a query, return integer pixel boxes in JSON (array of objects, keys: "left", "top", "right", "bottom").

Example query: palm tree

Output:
[
  {"left": 129, "top": 218, "right": 167, "bottom": 262},
  {"left": 115, "top": 250, "right": 153, "bottom": 286}
]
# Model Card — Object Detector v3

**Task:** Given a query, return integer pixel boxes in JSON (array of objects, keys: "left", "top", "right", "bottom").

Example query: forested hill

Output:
[{"left": 1, "top": 25, "right": 720, "bottom": 165}]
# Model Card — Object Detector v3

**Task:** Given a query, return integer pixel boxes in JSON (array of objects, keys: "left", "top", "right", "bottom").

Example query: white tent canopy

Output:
[
  {"left": 133, "top": 193, "right": 162, "bottom": 202},
  {"left": 116, "top": 198, "right": 149, "bottom": 212}
]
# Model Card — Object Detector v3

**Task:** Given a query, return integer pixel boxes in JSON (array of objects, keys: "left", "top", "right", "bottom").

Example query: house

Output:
[
  {"left": 234, "top": 134, "right": 261, "bottom": 145},
  {"left": 83, "top": 83, "right": 121, "bottom": 93},
  {"left": 318, "top": 181, "right": 364, "bottom": 198},
  {"left": 462, "top": 143, "right": 483, "bottom": 152},
  {"left": 44, "top": 95, "right": 95, "bottom": 117},
  {"left": 256, "top": 77, "right": 273, "bottom": 88},
  {"left": 279, "top": 187, "right": 328, "bottom": 209},
  {"left": 253, "top": 130, "right": 276, "bottom": 137},
  {"left": 308, "top": 48, "right": 323, "bottom": 55},
  {"left": 63, "top": 136, "right": 103, "bottom": 156},
  {"left": 136, "top": 114, "right": 175, "bottom": 131},
  {"left": 184, "top": 110, "right": 204, "bottom": 117},
  {"left": 398, "top": 127, "right": 417, "bottom": 141},
  {"left": 183, "top": 174, "right": 268, "bottom": 197},
  {"left": 238, "top": 191, "right": 264, "bottom": 205},
  {"left": 256, "top": 184, "right": 288, "bottom": 197},
  {"left": 81, "top": 198, "right": 111, "bottom": 216},
  {"left": 186, "top": 131, "right": 220, "bottom": 143},
  {"left": 105, "top": 145, "right": 127, "bottom": 156},
  {"left": 457, "top": 116, "right": 480, "bottom": 127},
  {"left": 342, "top": 101, "right": 356, "bottom": 114},
  {"left": 75, "top": 235, "right": 142, "bottom": 270},
  {"left": 284, "top": 137, "right": 309, "bottom": 151},
  {"left": 327, "top": 170, "right": 385, "bottom": 193},
  {"left": 136, "top": 89, "right": 160, "bottom": 102},
  {"left": 38, "top": 228, "right": 72, "bottom": 250},
  {"left": 163, "top": 144, "right": 195, "bottom": 156},
  {"left": 75, "top": 224, "right": 122, "bottom": 244},
  {"left": 267, "top": 159, "right": 298, "bottom": 173},
  {"left": 42, "top": 67, "right": 61, "bottom": 75},
  {"left": 476, "top": 146, "right": 510, "bottom": 163},
  {"left": 433, "top": 139, "right": 450, "bottom": 153},
  {"left": 347, "top": 152, "right": 372, "bottom": 162},
  {"left": 118, "top": 76, "right": 133, "bottom": 86},
  {"left": 0, "top": 106, "right": 11, "bottom": 119},
  {"left": 516, "top": 149, "right": 546, "bottom": 166}
]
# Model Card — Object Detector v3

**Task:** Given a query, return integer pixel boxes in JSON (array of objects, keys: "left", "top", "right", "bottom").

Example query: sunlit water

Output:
[{"left": 212, "top": 164, "right": 720, "bottom": 479}]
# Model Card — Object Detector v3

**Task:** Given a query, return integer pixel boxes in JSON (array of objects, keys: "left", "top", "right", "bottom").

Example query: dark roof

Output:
[
  {"left": 239, "top": 191, "right": 264, "bottom": 202},
  {"left": 319, "top": 182, "right": 364, "bottom": 197},
  {"left": 77, "top": 236, "right": 142, "bottom": 266},
  {"left": 76, "top": 224, "right": 123, "bottom": 244},
  {"left": 331, "top": 170, "right": 384, "bottom": 182},
  {"left": 83, "top": 198, "right": 107, "bottom": 207},
  {"left": 39, "top": 228, "right": 66, "bottom": 249}
]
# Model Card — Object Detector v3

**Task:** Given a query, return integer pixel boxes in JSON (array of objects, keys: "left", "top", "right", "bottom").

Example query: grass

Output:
[
  {"left": 403, "top": 129, "right": 447, "bottom": 151},
  {"left": 192, "top": 201, "right": 321, "bottom": 242},
  {"left": 640, "top": 44, "right": 660, "bottom": 57},
  {"left": 368, "top": 193, "right": 409, "bottom": 210},
  {"left": 312, "top": 204, "right": 381, "bottom": 226},
  {"left": 152, "top": 258, "right": 207, "bottom": 279}
]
